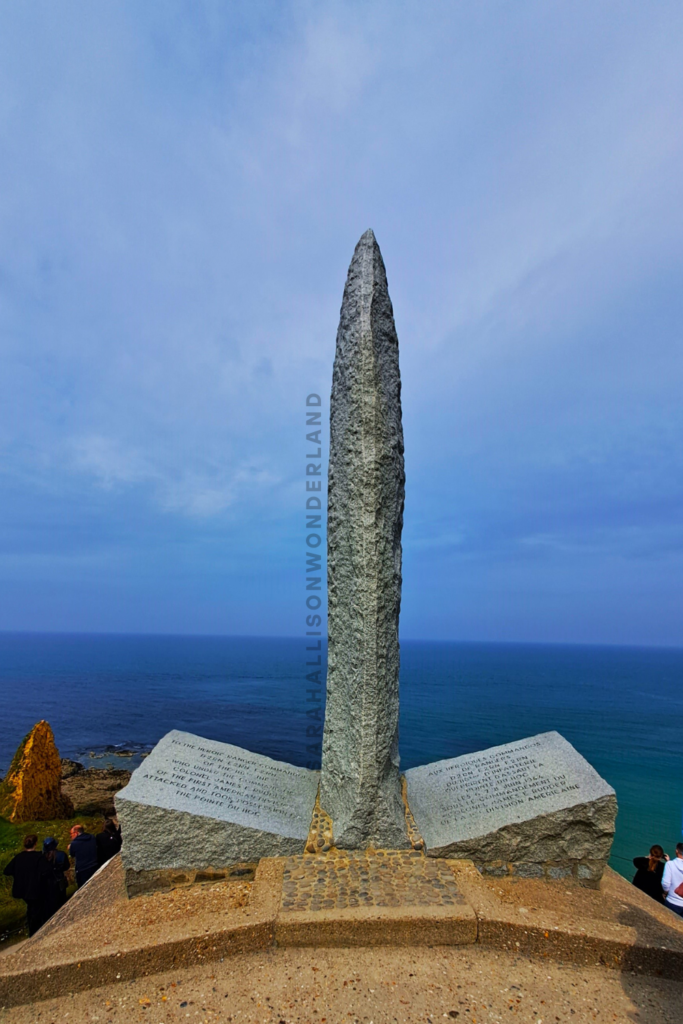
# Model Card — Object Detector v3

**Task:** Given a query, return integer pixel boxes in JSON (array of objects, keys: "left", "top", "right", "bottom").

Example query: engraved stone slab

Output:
[
  {"left": 116, "top": 730, "right": 319, "bottom": 893},
  {"left": 404, "top": 731, "right": 617, "bottom": 883}
]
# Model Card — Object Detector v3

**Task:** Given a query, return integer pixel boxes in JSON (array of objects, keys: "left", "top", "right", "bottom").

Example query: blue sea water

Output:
[{"left": 0, "top": 633, "right": 681, "bottom": 879}]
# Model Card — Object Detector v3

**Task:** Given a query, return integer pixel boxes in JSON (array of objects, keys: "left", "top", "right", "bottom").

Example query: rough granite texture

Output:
[
  {"left": 405, "top": 731, "right": 617, "bottom": 882},
  {"left": 116, "top": 730, "right": 319, "bottom": 888},
  {"left": 319, "top": 229, "right": 409, "bottom": 850}
]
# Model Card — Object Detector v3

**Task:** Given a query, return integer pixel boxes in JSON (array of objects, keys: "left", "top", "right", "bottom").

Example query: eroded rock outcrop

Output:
[
  {"left": 0, "top": 721, "right": 74, "bottom": 822},
  {"left": 62, "top": 768, "right": 131, "bottom": 816},
  {"left": 60, "top": 758, "right": 85, "bottom": 779}
]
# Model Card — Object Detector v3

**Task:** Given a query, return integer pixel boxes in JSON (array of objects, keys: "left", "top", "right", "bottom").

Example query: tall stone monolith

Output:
[{"left": 319, "top": 229, "right": 409, "bottom": 849}]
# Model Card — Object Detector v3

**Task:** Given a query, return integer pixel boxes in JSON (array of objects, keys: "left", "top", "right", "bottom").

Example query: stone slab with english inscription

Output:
[
  {"left": 116, "top": 730, "right": 319, "bottom": 890},
  {"left": 404, "top": 731, "right": 617, "bottom": 883}
]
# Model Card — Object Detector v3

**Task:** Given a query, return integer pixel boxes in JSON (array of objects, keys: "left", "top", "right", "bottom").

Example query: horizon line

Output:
[{"left": 0, "top": 629, "right": 682, "bottom": 653}]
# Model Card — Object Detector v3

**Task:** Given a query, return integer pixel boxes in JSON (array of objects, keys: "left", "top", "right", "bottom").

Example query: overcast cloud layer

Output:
[{"left": 1, "top": 1, "right": 682, "bottom": 644}]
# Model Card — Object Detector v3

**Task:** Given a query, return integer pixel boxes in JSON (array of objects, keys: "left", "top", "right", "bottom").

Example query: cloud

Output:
[
  {"left": 70, "top": 434, "right": 282, "bottom": 517},
  {"left": 1, "top": 1, "right": 682, "bottom": 639}
]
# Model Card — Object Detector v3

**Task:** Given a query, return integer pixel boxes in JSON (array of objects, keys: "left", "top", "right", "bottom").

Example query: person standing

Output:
[
  {"left": 662, "top": 842, "right": 683, "bottom": 917},
  {"left": 632, "top": 845, "right": 668, "bottom": 903},
  {"left": 96, "top": 817, "right": 122, "bottom": 866},
  {"left": 42, "top": 837, "right": 70, "bottom": 918},
  {"left": 3, "top": 834, "right": 50, "bottom": 936},
  {"left": 68, "top": 824, "right": 98, "bottom": 887}
]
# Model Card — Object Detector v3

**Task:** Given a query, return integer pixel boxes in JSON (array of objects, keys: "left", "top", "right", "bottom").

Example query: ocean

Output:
[{"left": 0, "top": 633, "right": 681, "bottom": 879}]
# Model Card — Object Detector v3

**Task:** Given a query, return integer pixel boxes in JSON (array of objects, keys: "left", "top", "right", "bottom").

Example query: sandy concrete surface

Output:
[
  {"left": 4, "top": 857, "right": 683, "bottom": 1011},
  {"left": 1, "top": 945, "right": 681, "bottom": 1024}
]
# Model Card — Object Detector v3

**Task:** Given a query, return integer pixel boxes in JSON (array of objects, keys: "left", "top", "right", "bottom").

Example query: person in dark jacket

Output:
[
  {"left": 96, "top": 817, "right": 122, "bottom": 866},
  {"left": 3, "top": 834, "right": 51, "bottom": 935},
  {"left": 68, "top": 824, "right": 98, "bottom": 887},
  {"left": 632, "top": 844, "right": 668, "bottom": 903},
  {"left": 42, "top": 837, "right": 70, "bottom": 917}
]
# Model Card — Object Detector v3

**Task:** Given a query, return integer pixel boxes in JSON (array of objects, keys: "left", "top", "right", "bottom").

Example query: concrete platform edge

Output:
[
  {"left": 275, "top": 904, "right": 477, "bottom": 948},
  {"left": 0, "top": 919, "right": 272, "bottom": 1010},
  {"left": 2, "top": 858, "right": 683, "bottom": 1008}
]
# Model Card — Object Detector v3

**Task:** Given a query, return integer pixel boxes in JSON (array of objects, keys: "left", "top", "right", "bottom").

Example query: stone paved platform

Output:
[
  {"left": 276, "top": 850, "right": 476, "bottom": 947},
  {"left": 280, "top": 850, "right": 464, "bottom": 911},
  {"left": 2, "top": 853, "right": 683, "bottom": 1008}
]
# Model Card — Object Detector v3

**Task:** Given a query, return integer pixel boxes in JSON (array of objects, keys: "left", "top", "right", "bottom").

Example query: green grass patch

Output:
[{"left": 0, "top": 814, "right": 102, "bottom": 942}]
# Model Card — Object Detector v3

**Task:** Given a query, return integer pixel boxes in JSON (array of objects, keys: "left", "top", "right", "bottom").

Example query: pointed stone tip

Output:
[{"left": 352, "top": 229, "right": 383, "bottom": 268}]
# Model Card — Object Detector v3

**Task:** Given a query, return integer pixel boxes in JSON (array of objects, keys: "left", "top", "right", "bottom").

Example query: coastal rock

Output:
[
  {"left": 0, "top": 721, "right": 74, "bottom": 823},
  {"left": 320, "top": 229, "right": 409, "bottom": 850},
  {"left": 62, "top": 768, "right": 131, "bottom": 816},
  {"left": 60, "top": 758, "right": 85, "bottom": 780},
  {"left": 404, "top": 731, "right": 617, "bottom": 884}
]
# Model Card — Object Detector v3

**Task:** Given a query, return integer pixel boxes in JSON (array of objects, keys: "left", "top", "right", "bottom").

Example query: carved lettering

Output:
[
  {"left": 132, "top": 736, "right": 313, "bottom": 831},
  {"left": 416, "top": 743, "right": 589, "bottom": 833}
]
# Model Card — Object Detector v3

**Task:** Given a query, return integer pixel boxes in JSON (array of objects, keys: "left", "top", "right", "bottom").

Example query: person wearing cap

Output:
[
  {"left": 42, "top": 837, "right": 71, "bottom": 917},
  {"left": 68, "top": 824, "right": 98, "bottom": 887}
]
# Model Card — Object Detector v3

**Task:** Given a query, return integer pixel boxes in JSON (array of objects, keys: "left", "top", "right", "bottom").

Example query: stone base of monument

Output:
[
  {"left": 405, "top": 731, "right": 617, "bottom": 886},
  {"left": 115, "top": 730, "right": 319, "bottom": 896},
  {"left": 117, "top": 729, "right": 616, "bottom": 895},
  {"left": 276, "top": 849, "right": 477, "bottom": 947},
  {"left": 122, "top": 860, "right": 259, "bottom": 898}
]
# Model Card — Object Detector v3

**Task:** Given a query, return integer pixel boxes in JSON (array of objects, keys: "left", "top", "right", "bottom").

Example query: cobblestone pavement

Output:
[{"left": 280, "top": 851, "right": 466, "bottom": 912}]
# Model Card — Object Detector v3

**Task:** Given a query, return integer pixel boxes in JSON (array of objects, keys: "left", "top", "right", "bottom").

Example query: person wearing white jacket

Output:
[{"left": 661, "top": 843, "right": 683, "bottom": 917}]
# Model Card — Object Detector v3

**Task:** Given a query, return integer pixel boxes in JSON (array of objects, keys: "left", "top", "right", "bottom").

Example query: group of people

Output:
[
  {"left": 3, "top": 815, "right": 122, "bottom": 936},
  {"left": 632, "top": 841, "right": 683, "bottom": 916}
]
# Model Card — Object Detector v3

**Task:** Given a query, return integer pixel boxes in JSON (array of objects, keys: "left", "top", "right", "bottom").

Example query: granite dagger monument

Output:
[
  {"left": 319, "top": 229, "right": 409, "bottom": 850},
  {"left": 116, "top": 230, "right": 617, "bottom": 895}
]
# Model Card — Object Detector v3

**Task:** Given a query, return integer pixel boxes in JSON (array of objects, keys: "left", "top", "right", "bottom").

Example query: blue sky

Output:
[{"left": 1, "top": 1, "right": 682, "bottom": 644}]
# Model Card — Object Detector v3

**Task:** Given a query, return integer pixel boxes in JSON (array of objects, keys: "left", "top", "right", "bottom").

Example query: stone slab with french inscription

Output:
[
  {"left": 404, "top": 731, "right": 617, "bottom": 882},
  {"left": 116, "top": 730, "right": 319, "bottom": 885}
]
